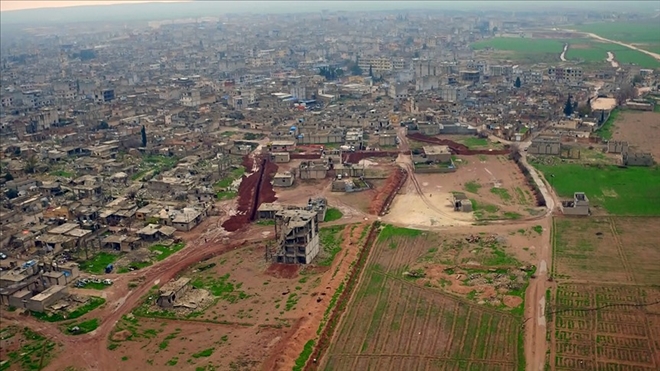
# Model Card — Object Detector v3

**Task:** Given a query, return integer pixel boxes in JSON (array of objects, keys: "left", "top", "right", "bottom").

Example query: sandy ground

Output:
[
  {"left": 384, "top": 154, "right": 539, "bottom": 229},
  {"left": 591, "top": 97, "right": 617, "bottom": 111},
  {"left": 611, "top": 111, "right": 660, "bottom": 159}
]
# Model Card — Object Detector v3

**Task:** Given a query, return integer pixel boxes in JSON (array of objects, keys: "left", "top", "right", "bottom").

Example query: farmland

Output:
[
  {"left": 610, "top": 110, "right": 660, "bottom": 160},
  {"left": 573, "top": 21, "right": 660, "bottom": 45},
  {"left": 471, "top": 38, "right": 565, "bottom": 63},
  {"left": 532, "top": 162, "right": 660, "bottom": 216},
  {"left": 547, "top": 216, "right": 660, "bottom": 371},
  {"left": 472, "top": 37, "right": 564, "bottom": 54},
  {"left": 322, "top": 227, "right": 527, "bottom": 370}
]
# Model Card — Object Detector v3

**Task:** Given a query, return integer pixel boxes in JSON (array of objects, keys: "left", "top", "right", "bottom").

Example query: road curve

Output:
[{"left": 566, "top": 29, "right": 660, "bottom": 61}]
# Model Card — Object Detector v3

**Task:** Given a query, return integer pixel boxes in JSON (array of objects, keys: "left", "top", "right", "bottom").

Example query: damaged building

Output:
[{"left": 272, "top": 209, "right": 320, "bottom": 264}]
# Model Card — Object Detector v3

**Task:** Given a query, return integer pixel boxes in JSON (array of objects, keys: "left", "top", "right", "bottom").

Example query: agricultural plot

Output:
[
  {"left": 548, "top": 284, "right": 660, "bottom": 371},
  {"left": 323, "top": 227, "right": 524, "bottom": 371},
  {"left": 533, "top": 161, "right": 660, "bottom": 216},
  {"left": 551, "top": 217, "right": 631, "bottom": 282},
  {"left": 573, "top": 21, "right": 660, "bottom": 45},
  {"left": 471, "top": 37, "right": 565, "bottom": 63},
  {"left": 548, "top": 216, "right": 660, "bottom": 371}
]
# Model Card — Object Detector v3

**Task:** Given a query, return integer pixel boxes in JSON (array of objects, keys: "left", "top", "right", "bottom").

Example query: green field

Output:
[
  {"left": 534, "top": 163, "right": 660, "bottom": 215},
  {"left": 472, "top": 37, "right": 564, "bottom": 53},
  {"left": 573, "top": 21, "right": 660, "bottom": 44},
  {"left": 594, "top": 108, "right": 619, "bottom": 140},
  {"left": 565, "top": 39, "right": 660, "bottom": 68}
]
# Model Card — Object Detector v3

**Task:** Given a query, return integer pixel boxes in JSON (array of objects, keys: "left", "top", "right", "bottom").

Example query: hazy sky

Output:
[{"left": 0, "top": 0, "right": 187, "bottom": 12}]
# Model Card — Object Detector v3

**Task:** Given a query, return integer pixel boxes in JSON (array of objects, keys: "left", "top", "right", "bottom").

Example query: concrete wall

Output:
[
  {"left": 562, "top": 205, "right": 589, "bottom": 216},
  {"left": 528, "top": 142, "right": 561, "bottom": 155},
  {"left": 414, "top": 166, "right": 457, "bottom": 174}
]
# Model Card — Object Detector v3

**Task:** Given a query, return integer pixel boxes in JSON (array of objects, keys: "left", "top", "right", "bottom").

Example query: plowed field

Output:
[
  {"left": 548, "top": 217, "right": 660, "bottom": 371},
  {"left": 321, "top": 229, "right": 524, "bottom": 370}
]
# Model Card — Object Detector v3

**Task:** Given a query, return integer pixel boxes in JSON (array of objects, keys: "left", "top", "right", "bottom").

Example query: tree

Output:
[
  {"left": 563, "top": 96, "right": 574, "bottom": 117},
  {"left": 514, "top": 77, "right": 521, "bottom": 88},
  {"left": 615, "top": 83, "right": 637, "bottom": 105},
  {"left": 3, "top": 172, "right": 13, "bottom": 181},
  {"left": 141, "top": 125, "right": 147, "bottom": 147},
  {"left": 25, "top": 155, "right": 37, "bottom": 174},
  {"left": 349, "top": 63, "right": 363, "bottom": 76},
  {"left": 98, "top": 121, "right": 109, "bottom": 130},
  {"left": 632, "top": 74, "right": 643, "bottom": 86},
  {"left": 369, "top": 64, "right": 373, "bottom": 77},
  {"left": 5, "top": 189, "right": 18, "bottom": 199},
  {"left": 600, "top": 110, "right": 606, "bottom": 123}
]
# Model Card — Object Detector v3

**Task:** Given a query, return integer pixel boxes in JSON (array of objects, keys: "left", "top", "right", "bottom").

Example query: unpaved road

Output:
[
  {"left": 560, "top": 43, "right": 568, "bottom": 61},
  {"left": 567, "top": 30, "right": 660, "bottom": 61}
]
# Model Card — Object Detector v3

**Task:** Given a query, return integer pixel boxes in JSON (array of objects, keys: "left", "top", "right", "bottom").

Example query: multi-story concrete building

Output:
[
  {"left": 548, "top": 66, "right": 583, "bottom": 83},
  {"left": 274, "top": 209, "right": 320, "bottom": 264}
]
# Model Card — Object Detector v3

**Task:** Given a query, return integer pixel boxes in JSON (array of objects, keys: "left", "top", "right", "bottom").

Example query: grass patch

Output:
[
  {"left": 214, "top": 167, "right": 245, "bottom": 189},
  {"left": 78, "top": 252, "right": 119, "bottom": 274},
  {"left": 377, "top": 224, "right": 422, "bottom": 243},
  {"left": 292, "top": 340, "right": 314, "bottom": 371},
  {"left": 490, "top": 187, "right": 512, "bottom": 202},
  {"left": 533, "top": 162, "right": 660, "bottom": 215},
  {"left": 3, "top": 328, "right": 57, "bottom": 371},
  {"left": 256, "top": 219, "right": 275, "bottom": 226},
  {"left": 66, "top": 318, "right": 99, "bottom": 335},
  {"left": 285, "top": 293, "right": 299, "bottom": 311},
  {"left": 32, "top": 297, "right": 105, "bottom": 322},
  {"left": 464, "top": 181, "right": 482, "bottom": 193},
  {"left": 317, "top": 225, "right": 344, "bottom": 266},
  {"left": 49, "top": 170, "right": 74, "bottom": 178},
  {"left": 324, "top": 207, "right": 343, "bottom": 222},
  {"left": 461, "top": 137, "right": 489, "bottom": 149},
  {"left": 594, "top": 108, "right": 619, "bottom": 140},
  {"left": 191, "top": 348, "right": 214, "bottom": 358},
  {"left": 191, "top": 274, "right": 249, "bottom": 304},
  {"left": 532, "top": 225, "right": 543, "bottom": 235},
  {"left": 149, "top": 242, "right": 185, "bottom": 262}
]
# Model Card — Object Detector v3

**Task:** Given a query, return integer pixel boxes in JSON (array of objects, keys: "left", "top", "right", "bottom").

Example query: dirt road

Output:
[
  {"left": 13, "top": 219, "right": 264, "bottom": 371},
  {"left": 568, "top": 30, "right": 660, "bottom": 61}
]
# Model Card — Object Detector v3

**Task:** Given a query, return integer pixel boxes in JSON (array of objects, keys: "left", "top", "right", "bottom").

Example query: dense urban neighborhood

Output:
[{"left": 1, "top": 2, "right": 659, "bottom": 371}]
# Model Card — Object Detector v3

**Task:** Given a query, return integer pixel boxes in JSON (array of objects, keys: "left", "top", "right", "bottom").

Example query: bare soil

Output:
[
  {"left": 612, "top": 111, "right": 660, "bottom": 159},
  {"left": 384, "top": 155, "right": 538, "bottom": 228}
]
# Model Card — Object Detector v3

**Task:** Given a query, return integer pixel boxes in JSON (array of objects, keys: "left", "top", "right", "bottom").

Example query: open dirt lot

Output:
[
  {"left": 611, "top": 111, "right": 660, "bottom": 159},
  {"left": 384, "top": 155, "right": 539, "bottom": 229},
  {"left": 321, "top": 226, "right": 531, "bottom": 371},
  {"left": 547, "top": 216, "right": 660, "bottom": 371}
]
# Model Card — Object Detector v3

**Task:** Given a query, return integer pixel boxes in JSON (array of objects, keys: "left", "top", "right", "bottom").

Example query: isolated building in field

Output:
[
  {"left": 607, "top": 141, "right": 629, "bottom": 154},
  {"left": 157, "top": 277, "right": 191, "bottom": 308},
  {"left": 561, "top": 192, "right": 590, "bottom": 216},
  {"left": 451, "top": 192, "right": 473, "bottom": 212},
  {"left": 623, "top": 152, "right": 654, "bottom": 167},
  {"left": 273, "top": 210, "right": 320, "bottom": 264}
]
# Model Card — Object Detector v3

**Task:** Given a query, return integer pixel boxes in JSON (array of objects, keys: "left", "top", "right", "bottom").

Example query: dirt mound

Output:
[
  {"left": 265, "top": 263, "right": 300, "bottom": 279},
  {"left": 407, "top": 133, "right": 510, "bottom": 156},
  {"left": 368, "top": 168, "right": 408, "bottom": 215},
  {"left": 222, "top": 157, "right": 279, "bottom": 232},
  {"left": 503, "top": 295, "right": 523, "bottom": 308},
  {"left": 257, "top": 159, "right": 279, "bottom": 207},
  {"left": 111, "top": 330, "right": 132, "bottom": 342},
  {"left": 242, "top": 155, "right": 254, "bottom": 170},
  {"left": 342, "top": 151, "right": 398, "bottom": 164},
  {"left": 290, "top": 153, "right": 322, "bottom": 160}
]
